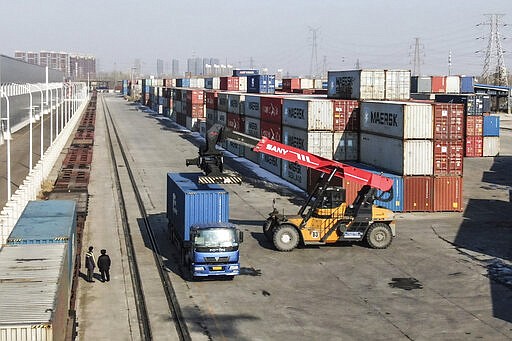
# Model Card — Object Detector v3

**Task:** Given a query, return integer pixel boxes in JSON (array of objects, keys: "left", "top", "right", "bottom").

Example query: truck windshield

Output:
[{"left": 194, "top": 228, "right": 238, "bottom": 248}]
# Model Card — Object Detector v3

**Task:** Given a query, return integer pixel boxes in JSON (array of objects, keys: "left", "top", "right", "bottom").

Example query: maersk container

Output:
[
  {"left": 483, "top": 115, "right": 500, "bottom": 136},
  {"left": 259, "top": 153, "right": 282, "bottom": 176},
  {"left": 206, "top": 109, "right": 217, "bottom": 126},
  {"left": 460, "top": 76, "right": 474, "bottom": 93},
  {"left": 282, "top": 98, "right": 333, "bottom": 131},
  {"left": 282, "top": 160, "right": 308, "bottom": 190},
  {"left": 167, "top": 173, "right": 229, "bottom": 242},
  {"left": 333, "top": 132, "right": 358, "bottom": 161},
  {"left": 217, "top": 111, "right": 227, "bottom": 126},
  {"left": 483, "top": 136, "right": 500, "bottom": 156},
  {"left": 244, "top": 116, "right": 261, "bottom": 138},
  {"left": 0, "top": 243, "right": 71, "bottom": 341},
  {"left": 445, "top": 76, "right": 461, "bottom": 94},
  {"left": 343, "top": 162, "right": 404, "bottom": 212},
  {"left": 244, "top": 95, "right": 261, "bottom": 118},
  {"left": 410, "top": 76, "right": 432, "bottom": 93},
  {"left": 283, "top": 126, "right": 333, "bottom": 159},
  {"left": 385, "top": 69, "right": 410, "bottom": 100},
  {"left": 228, "top": 93, "right": 245, "bottom": 115},
  {"left": 360, "top": 101, "right": 433, "bottom": 139},
  {"left": 327, "top": 70, "right": 385, "bottom": 100},
  {"left": 360, "top": 133, "right": 433, "bottom": 175}
]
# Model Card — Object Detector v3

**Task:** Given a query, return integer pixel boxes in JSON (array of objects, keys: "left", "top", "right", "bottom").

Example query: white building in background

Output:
[{"left": 14, "top": 50, "right": 96, "bottom": 80}]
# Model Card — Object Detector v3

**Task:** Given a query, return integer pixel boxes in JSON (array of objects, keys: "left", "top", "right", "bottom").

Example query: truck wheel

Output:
[
  {"left": 263, "top": 219, "right": 274, "bottom": 241},
  {"left": 366, "top": 223, "right": 393, "bottom": 249},
  {"left": 273, "top": 224, "right": 299, "bottom": 252}
]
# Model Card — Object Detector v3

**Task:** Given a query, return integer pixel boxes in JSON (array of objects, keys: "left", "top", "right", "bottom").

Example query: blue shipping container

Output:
[
  {"left": 247, "top": 75, "right": 276, "bottom": 94},
  {"left": 167, "top": 173, "right": 229, "bottom": 242},
  {"left": 460, "top": 76, "right": 475, "bottom": 93},
  {"left": 345, "top": 162, "right": 404, "bottom": 212},
  {"left": 483, "top": 115, "right": 500, "bottom": 136}
]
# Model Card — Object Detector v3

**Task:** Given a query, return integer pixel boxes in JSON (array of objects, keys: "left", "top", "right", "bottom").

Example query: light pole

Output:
[{"left": 0, "top": 89, "right": 12, "bottom": 201}]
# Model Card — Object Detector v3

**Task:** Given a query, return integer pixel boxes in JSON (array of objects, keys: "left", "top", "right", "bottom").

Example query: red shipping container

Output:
[
  {"left": 205, "top": 91, "right": 218, "bottom": 110},
  {"left": 282, "top": 78, "right": 301, "bottom": 92},
  {"left": 404, "top": 176, "right": 433, "bottom": 212},
  {"left": 431, "top": 76, "right": 446, "bottom": 93},
  {"left": 432, "top": 176, "right": 463, "bottom": 212},
  {"left": 465, "top": 136, "right": 483, "bottom": 157},
  {"left": 220, "top": 77, "right": 239, "bottom": 91},
  {"left": 332, "top": 100, "right": 360, "bottom": 132},
  {"left": 260, "top": 96, "right": 283, "bottom": 124},
  {"left": 260, "top": 120, "right": 282, "bottom": 142},
  {"left": 342, "top": 178, "right": 364, "bottom": 206},
  {"left": 186, "top": 89, "right": 204, "bottom": 104},
  {"left": 187, "top": 104, "right": 204, "bottom": 118},
  {"left": 227, "top": 112, "right": 245, "bottom": 132},
  {"left": 465, "top": 116, "right": 483, "bottom": 136},
  {"left": 433, "top": 103, "right": 464, "bottom": 140},
  {"left": 433, "top": 140, "right": 463, "bottom": 175}
]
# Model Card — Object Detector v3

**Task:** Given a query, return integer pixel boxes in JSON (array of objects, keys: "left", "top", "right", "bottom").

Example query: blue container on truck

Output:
[
  {"left": 167, "top": 173, "right": 243, "bottom": 279},
  {"left": 7, "top": 200, "right": 77, "bottom": 283},
  {"left": 483, "top": 115, "right": 500, "bottom": 136}
]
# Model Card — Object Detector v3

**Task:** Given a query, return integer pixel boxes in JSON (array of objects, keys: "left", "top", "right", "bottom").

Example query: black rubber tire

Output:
[
  {"left": 366, "top": 223, "right": 393, "bottom": 249},
  {"left": 263, "top": 219, "right": 274, "bottom": 241},
  {"left": 272, "top": 224, "right": 300, "bottom": 252}
]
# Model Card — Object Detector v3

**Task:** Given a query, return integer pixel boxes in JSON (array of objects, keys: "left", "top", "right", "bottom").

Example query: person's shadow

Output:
[{"left": 78, "top": 270, "right": 103, "bottom": 282}]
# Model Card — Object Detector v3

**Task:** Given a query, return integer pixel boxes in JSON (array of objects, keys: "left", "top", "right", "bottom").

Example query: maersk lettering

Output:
[
  {"left": 370, "top": 111, "right": 398, "bottom": 127},
  {"left": 248, "top": 102, "right": 259, "bottom": 111},
  {"left": 288, "top": 107, "right": 305, "bottom": 120}
]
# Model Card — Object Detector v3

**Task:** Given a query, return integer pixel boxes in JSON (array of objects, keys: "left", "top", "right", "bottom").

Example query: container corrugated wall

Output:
[
  {"left": 244, "top": 95, "right": 261, "bottom": 119},
  {"left": 360, "top": 101, "right": 433, "bottom": 139},
  {"left": 404, "top": 176, "right": 433, "bottom": 212},
  {"left": 445, "top": 76, "right": 460, "bottom": 94},
  {"left": 282, "top": 126, "right": 333, "bottom": 159},
  {"left": 433, "top": 176, "right": 463, "bottom": 211},
  {"left": 332, "top": 100, "right": 359, "bottom": 132},
  {"left": 483, "top": 136, "right": 500, "bottom": 156},
  {"left": 385, "top": 69, "right": 410, "bottom": 100},
  {"left": 328, "top": 70, "right": 385, "bottom": 100},
  {"left": 433, "top": 103, "right": 464, "bottom": 140},
  {"left": 283, "top": 98, "right": 333, "bottom": 131},
  {"left": 333, "top": 132, "right": 358, "bottom": 161},
  {"left": 483, "top": 115, "right": 500, "bottom": 136},
  {"left": 360, "top": 133, "right": 433, "bottom": 175}
]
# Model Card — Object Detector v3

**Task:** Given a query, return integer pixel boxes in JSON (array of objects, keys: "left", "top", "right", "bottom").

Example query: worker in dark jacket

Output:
[
  {"left": 97, "top": 249, "right": 111, "bottom": 282},
  {"left": 85, "top": 246, "right": 96, "bottom": 282}
]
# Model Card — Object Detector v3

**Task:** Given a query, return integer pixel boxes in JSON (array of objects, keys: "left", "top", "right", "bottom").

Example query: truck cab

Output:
[{"left": 188, "top": 223, "right": 243, "bottom": 278}]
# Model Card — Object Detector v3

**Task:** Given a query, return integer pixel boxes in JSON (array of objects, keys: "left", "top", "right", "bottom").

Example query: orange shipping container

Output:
[
  {"left": 465, "top": 136, "right": 483, "bottom": 157},
  {"left": 431, "top": 76, "right": 446, "bottom": 93},
  {"left": 433, "top": 140, "right": 464, "bottom": 175},
  {"left": 403, "top": 176, "right": 433, "bottom": 212},
  {"left": 433, "top": 176, "right": 463, "bottom": 212},
  {"left": 332, "top": 100, "right": 359, "bottom": 132},
  {"left": 465, "top": 116, "right": 483, "bottom": 136},
  {"left": 433, "top": 103, "right": 464, "bottom": 140}
]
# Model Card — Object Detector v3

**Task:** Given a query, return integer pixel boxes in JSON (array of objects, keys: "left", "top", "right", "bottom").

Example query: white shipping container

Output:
[
  {"left": 228, "top": 93, "right": 245, "bottom": 114},
  {"left": 283, "top": 125, "right": 333, "bottom": 159},
  {"left": 217, "top": 111, "right": 227, "bottom": 125},
  {"left": 244, "top": 95, "right": 261, "bottom": 119},
  {"left": 259, "top": 153, "right": 282, "bottom": 176},
  {"left": 445, "top": 76, "right": 461, "bottom": 94},
  {"left": 212, "top": 77, "right": 220, "bottom": 90},
  {"left": 300, "top": 78, "right": 314, "bottom": 89},
  {"left": 360, "top": 133, "right": 433, "bottom": 175},
  {"left": 360, "top": 101, "right": 433, "bottom": 139},
  {"left": 244, "top": 116, "right": 261, "bottom": 138},
  {"left": 483, "top": 136, "right": 500, "bottom": 156},
  {"left": 238, "top": 76, "right": 247, "bottom": 92},
  {"left": 218, "top": 93, "right": 230, "bottom": 112},
  {"left": 333, "top": 132, "right": 359, "bottom": 161},
  {"left": 189, "top": 78, "right": 199, "bottom": 88},
  {"left": 328, "top": 69, "right": 386, "bottom": 100},
  {"left": 385, "top": 70, "right": 411, "bottom": 100},
  {"left": 245, "top": 146, "right": 259, "bottom": 164},
  {"left": 282, "top": 160, "right": 308, "bottom": 190},
  {"left": 313, "top": 79, "right": 324, "bottom": 89},
  {"left": 283, "top": 98, "right": 333, "bottom": 131},
  {"left": 185, "top": 117, "right": 203, "bottom": 131},
  {"left": 206, "top": 108, "right": 217, "bottom": 125}
]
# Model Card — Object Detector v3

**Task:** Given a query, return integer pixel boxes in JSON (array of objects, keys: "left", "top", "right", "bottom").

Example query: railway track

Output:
[{"left": 100, "top": 94, "right": 191, "bottom": 341}]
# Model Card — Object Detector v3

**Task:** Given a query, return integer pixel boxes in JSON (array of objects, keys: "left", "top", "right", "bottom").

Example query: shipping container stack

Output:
[
  {"left": 224, "top": 92, "right": 246, "bottom": 156},
  {"left": 259, "top": 95, "right": 284, "bottom": 177}
]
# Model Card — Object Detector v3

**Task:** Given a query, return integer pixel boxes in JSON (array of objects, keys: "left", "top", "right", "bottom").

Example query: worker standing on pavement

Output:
[
  {"left": 97, "top": 249, "right": 111, "bottom": 282},
  {"left": 85, "top": 246, "right": 96, "bottom": 282}
]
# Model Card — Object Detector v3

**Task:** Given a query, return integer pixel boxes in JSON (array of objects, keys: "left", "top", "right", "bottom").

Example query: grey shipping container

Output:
[{"left": 328, "top": 70, "right": 385, "bottom": 100}]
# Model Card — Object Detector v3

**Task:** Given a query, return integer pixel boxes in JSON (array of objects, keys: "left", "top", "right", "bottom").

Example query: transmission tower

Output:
[
  {"left": 410, "top": 37, "right": 424, "bottom": 76},
  {"left": 309, "top": 27, "right": 319, "bottom": 77},
  {"left": 480, "top": 14, "right": 508, "bottom": 85}
]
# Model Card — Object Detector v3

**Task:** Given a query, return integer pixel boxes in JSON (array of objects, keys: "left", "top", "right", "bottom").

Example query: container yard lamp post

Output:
[{"left": 0, "top": 89, "right": 12, "bottom": 201}]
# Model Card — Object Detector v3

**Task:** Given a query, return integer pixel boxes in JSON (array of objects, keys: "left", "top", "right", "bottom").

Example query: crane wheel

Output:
[
  {"left": 272, "top": 224, "right": 299, "bottom": 252},
  {"left": 366, "top": 223, "right": 393, "bottom": 249}
]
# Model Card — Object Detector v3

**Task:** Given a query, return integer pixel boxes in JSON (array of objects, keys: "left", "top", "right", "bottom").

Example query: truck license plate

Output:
[{"left": 212, "top": 266, "right": 223, "bottom": 271}]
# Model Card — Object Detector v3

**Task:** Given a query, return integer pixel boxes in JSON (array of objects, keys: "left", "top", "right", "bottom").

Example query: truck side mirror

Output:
[{"left": 239, "top": 231, "right": 244, "bottom": 243}]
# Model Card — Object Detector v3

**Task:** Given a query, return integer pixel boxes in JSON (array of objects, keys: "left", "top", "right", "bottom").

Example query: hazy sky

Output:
[{"left": 1, "top": 0, "right": 511, "bottom": 77}]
